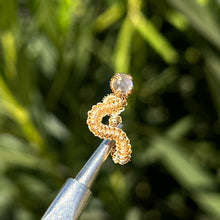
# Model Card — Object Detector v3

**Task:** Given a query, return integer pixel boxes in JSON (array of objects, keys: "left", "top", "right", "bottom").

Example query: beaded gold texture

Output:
[{"left": 87, "top": 73, "right": 133, "bottom": 165}]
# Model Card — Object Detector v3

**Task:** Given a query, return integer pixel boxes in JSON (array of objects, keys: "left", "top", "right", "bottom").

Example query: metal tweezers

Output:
[{"left": 41, "top": 125, "right": 122, "bottom": 220}]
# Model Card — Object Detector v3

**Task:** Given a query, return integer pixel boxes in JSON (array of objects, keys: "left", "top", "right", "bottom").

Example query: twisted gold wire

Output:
[{"left": 87, "top": 73, "right": 133, "bottom": 165}]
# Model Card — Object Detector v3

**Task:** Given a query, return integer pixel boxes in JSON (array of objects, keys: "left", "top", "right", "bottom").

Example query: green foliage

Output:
[{"left": 0, "top": 0, "right": 220, "bottom": 219}]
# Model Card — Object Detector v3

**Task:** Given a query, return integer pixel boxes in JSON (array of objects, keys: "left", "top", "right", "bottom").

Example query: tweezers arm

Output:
[
  {"left": 41, "top": 178, "right": 91, "bottom": 220},
  {"left": 41, "top": 135, "right": 118, "bottom": 220},
  {"left": 75, "top": 139, "right": 115, "bottom": 188}
]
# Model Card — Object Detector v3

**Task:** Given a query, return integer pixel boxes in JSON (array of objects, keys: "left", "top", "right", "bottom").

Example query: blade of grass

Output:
[
  {"left": 0, "top": 177, "right": 18, "bottom": 211},
  {"left": 194, "top": 192, "right": 220, "bottom": 219},
  {"left": 0, "top": 1, "right": 17, "bottom": 30},
  {"left": 204, "top": 51, "right": 220, "bottom": 118},
  {"left": 129, "top": 11, "right": 178, "bottom": 63},
  {"left": 139, "top": 67, "right": 178, "bottom": 99},
  {"left": 167, "top": 0, "right": 220, "bottom": 50},
  {"left": 1, "top": 31, "right": 17, "bottom": 79},
  {"left": 57, "top": 0, "right": 81, "bottom": 33},
  {"left": 165, "top": 116, "right": 194, "bottom": 139},
  {"left": 0, "top": 74, "right": 46, "bottom": 152},
  {"left": 113, "top": 17, "right": 134, "bottom": 73},
  {"left": 0, "top": 147, "right": 47, "bottom": 170},
  {"left": 154, "top": 136, "right": 215, "bottom": 190},
  {"left": 94, "top": 2, "right": 125, "bottom": 32},
  {"left": 165, "top": 9, "right": 188, "bottom": 31},
  {"left": 139, "top": 117, "right": 217, "bottom": 189}
]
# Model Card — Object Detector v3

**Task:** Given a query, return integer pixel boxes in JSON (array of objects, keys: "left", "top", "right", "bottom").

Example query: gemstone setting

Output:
[{"left": 110, "top": 73, "right": 133, "bottom": 97}]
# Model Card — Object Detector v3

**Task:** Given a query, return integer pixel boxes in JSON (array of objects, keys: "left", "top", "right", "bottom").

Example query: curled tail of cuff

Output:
[{"left": 87, "top": 94, "right": 132, "bottom": 165}]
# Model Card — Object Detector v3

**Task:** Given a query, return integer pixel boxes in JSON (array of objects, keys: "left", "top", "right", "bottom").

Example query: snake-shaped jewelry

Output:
[{"left": 87, "top": 73, "right": 133, "bottom": 165}]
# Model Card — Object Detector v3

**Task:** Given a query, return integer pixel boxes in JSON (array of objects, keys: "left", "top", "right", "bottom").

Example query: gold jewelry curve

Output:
[{"left": 87, "top": 73, "right": 133, "bottom": 165}]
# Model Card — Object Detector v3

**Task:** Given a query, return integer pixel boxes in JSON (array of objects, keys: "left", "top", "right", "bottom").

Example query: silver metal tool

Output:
[{"left": 41, "top": 132, "right": 118, "bottom": 220}]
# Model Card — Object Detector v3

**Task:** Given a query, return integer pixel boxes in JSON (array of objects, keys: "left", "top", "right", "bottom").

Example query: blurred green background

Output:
[{"left": 1, "top": 0, "right": 220, "bottom": 219}]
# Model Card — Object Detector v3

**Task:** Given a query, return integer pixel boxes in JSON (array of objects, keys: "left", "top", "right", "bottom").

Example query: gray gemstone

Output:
[{"left": 112, "top": 73, "right": 133, "bottom": 95}]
